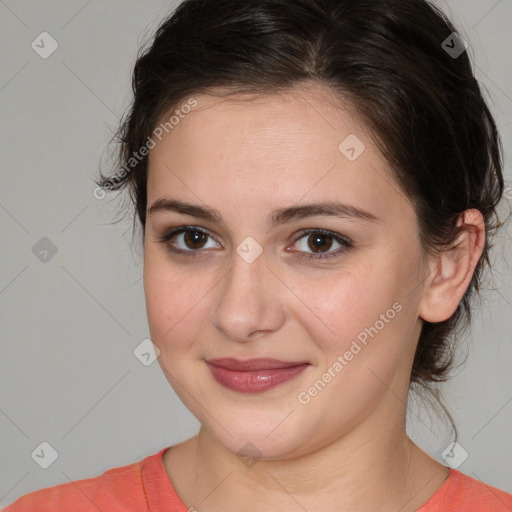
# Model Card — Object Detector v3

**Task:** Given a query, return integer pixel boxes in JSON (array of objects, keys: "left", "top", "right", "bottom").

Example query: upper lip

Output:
[{"left": 206, "top": 358, "right": 309, "bottom": 371}]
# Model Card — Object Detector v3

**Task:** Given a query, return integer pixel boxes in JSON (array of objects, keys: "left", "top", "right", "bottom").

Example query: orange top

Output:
[{"left": 3, "top": 446, "right": 512, "bottom": 511}]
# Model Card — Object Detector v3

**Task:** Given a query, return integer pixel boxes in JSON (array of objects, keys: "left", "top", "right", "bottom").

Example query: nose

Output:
[{"left": 211, "top": 245, "right": 284, "bottom": 342}]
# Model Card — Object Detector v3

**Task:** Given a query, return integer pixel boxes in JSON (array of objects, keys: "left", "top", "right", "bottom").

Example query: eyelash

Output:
[{"left": 156, "top": 226, "right": 353, "bottom": 262}]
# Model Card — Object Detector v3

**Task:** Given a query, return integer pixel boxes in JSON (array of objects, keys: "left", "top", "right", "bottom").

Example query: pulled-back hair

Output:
[{"left": 96, "top": 0, "right": 508, "bottom": 442}]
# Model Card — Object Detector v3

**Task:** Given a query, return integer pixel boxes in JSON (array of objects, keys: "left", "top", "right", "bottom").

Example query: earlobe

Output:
[{"left": 418, "top": 209, "right": 486, "bottom": 323}]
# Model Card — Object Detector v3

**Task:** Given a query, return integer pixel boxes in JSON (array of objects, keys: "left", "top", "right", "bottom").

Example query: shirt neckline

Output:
[{"left": 141, "top": 446, "right": 189, "bottom": 511}]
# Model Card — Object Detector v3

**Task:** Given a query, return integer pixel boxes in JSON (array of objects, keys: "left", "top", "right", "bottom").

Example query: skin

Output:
[{"left": 143, "top": 81, "right": 485, "bottom": 512}]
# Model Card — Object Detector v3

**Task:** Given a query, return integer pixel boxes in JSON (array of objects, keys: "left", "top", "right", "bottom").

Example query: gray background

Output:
[{"left": 0, "top": 0, "right": 511, "bottom": 507}]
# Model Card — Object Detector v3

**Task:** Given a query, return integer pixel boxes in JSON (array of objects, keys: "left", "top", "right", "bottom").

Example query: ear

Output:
[{"left": 418, "top": 209, "right": 486, "bottom": 323}]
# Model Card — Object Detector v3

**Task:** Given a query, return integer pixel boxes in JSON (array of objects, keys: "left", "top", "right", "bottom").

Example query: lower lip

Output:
[{"left": 206, "top": 362, "right": 310, "bottom": 393}]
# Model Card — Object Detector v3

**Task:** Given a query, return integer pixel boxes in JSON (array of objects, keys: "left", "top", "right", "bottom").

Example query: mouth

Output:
[{"left": 205, "top": 358, "right": 311, "bottom": 393}]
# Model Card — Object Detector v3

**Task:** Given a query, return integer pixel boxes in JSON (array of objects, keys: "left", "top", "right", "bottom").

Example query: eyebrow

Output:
[{"left": 147, "top": 198, "right": 380, "bottom": 228}]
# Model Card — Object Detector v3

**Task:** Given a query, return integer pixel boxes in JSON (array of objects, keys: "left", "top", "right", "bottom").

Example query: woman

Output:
[{"left": 5, "top": 0, "right": 512, "bottom": 510}]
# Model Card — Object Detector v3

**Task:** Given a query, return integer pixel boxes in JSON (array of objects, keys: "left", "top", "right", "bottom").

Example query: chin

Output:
[{"left": 201, "top": 408, "right": 317, "bottom": 461}]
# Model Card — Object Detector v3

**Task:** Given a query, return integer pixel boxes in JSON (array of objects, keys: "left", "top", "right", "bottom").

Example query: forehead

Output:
[
  {"left": 146, "top": 84, "right": 411, "bottom": 223},
  {"left": 155, "top": 83, "right": 365, "bottom": 151}
]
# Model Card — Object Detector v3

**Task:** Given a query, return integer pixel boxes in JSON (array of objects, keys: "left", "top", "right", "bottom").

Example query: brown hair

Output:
[{"left": 96, "top": 0, "right": 509, "bottom": 443}]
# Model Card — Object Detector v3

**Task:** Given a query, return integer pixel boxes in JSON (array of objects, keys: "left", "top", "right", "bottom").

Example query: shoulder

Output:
[
  {"left": 448, "top": 469, "right": 512, "bottom": 508},
  {"left": 2, "top": 451, "right": 158, "bottom": 512},
  {"left": 421, "top": 468, "right": 512, "bottom": 511}
]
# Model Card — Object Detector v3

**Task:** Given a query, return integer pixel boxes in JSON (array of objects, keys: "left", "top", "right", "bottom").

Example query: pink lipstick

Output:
[{"left": 205, "top": 358, "right": 310, "bottom": 393}]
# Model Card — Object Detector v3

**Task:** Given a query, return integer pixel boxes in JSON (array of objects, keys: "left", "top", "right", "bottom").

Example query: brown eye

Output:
[
  {"left": 306, "top": 233, "right": 334, "bottom": 253},
  {"left": 182, "top": 230, "right": 209, "bottom": 250},
  {"left": 291, "top": 229, "right": 352, "bottom": 261},
  {"left": 156, "top": 226, "right": 220, "bottom": 257}
]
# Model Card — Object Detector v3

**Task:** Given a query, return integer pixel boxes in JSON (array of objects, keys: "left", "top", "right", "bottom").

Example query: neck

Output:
[{"left": 168, "top": 397, "right": 448, "bottom": 512}]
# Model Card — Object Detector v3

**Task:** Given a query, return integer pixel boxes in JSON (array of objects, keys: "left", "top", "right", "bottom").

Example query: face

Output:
[{"left": 143, "top": 82, "right": 430, "bottom": 460}]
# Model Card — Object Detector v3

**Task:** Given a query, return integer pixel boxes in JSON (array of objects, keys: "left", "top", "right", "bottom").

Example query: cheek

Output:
[
  {"left": 291, "top": 265, "right": 416, "bottom": 404},
  {"left": 292, "top": 271, "right": 412, "bottom": 421},
  {"left": 290, "top": 262, "right": 403, "bottom": 350},
  {"left": 143, "top": 251, "right": 210, "bottom": 351}
]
